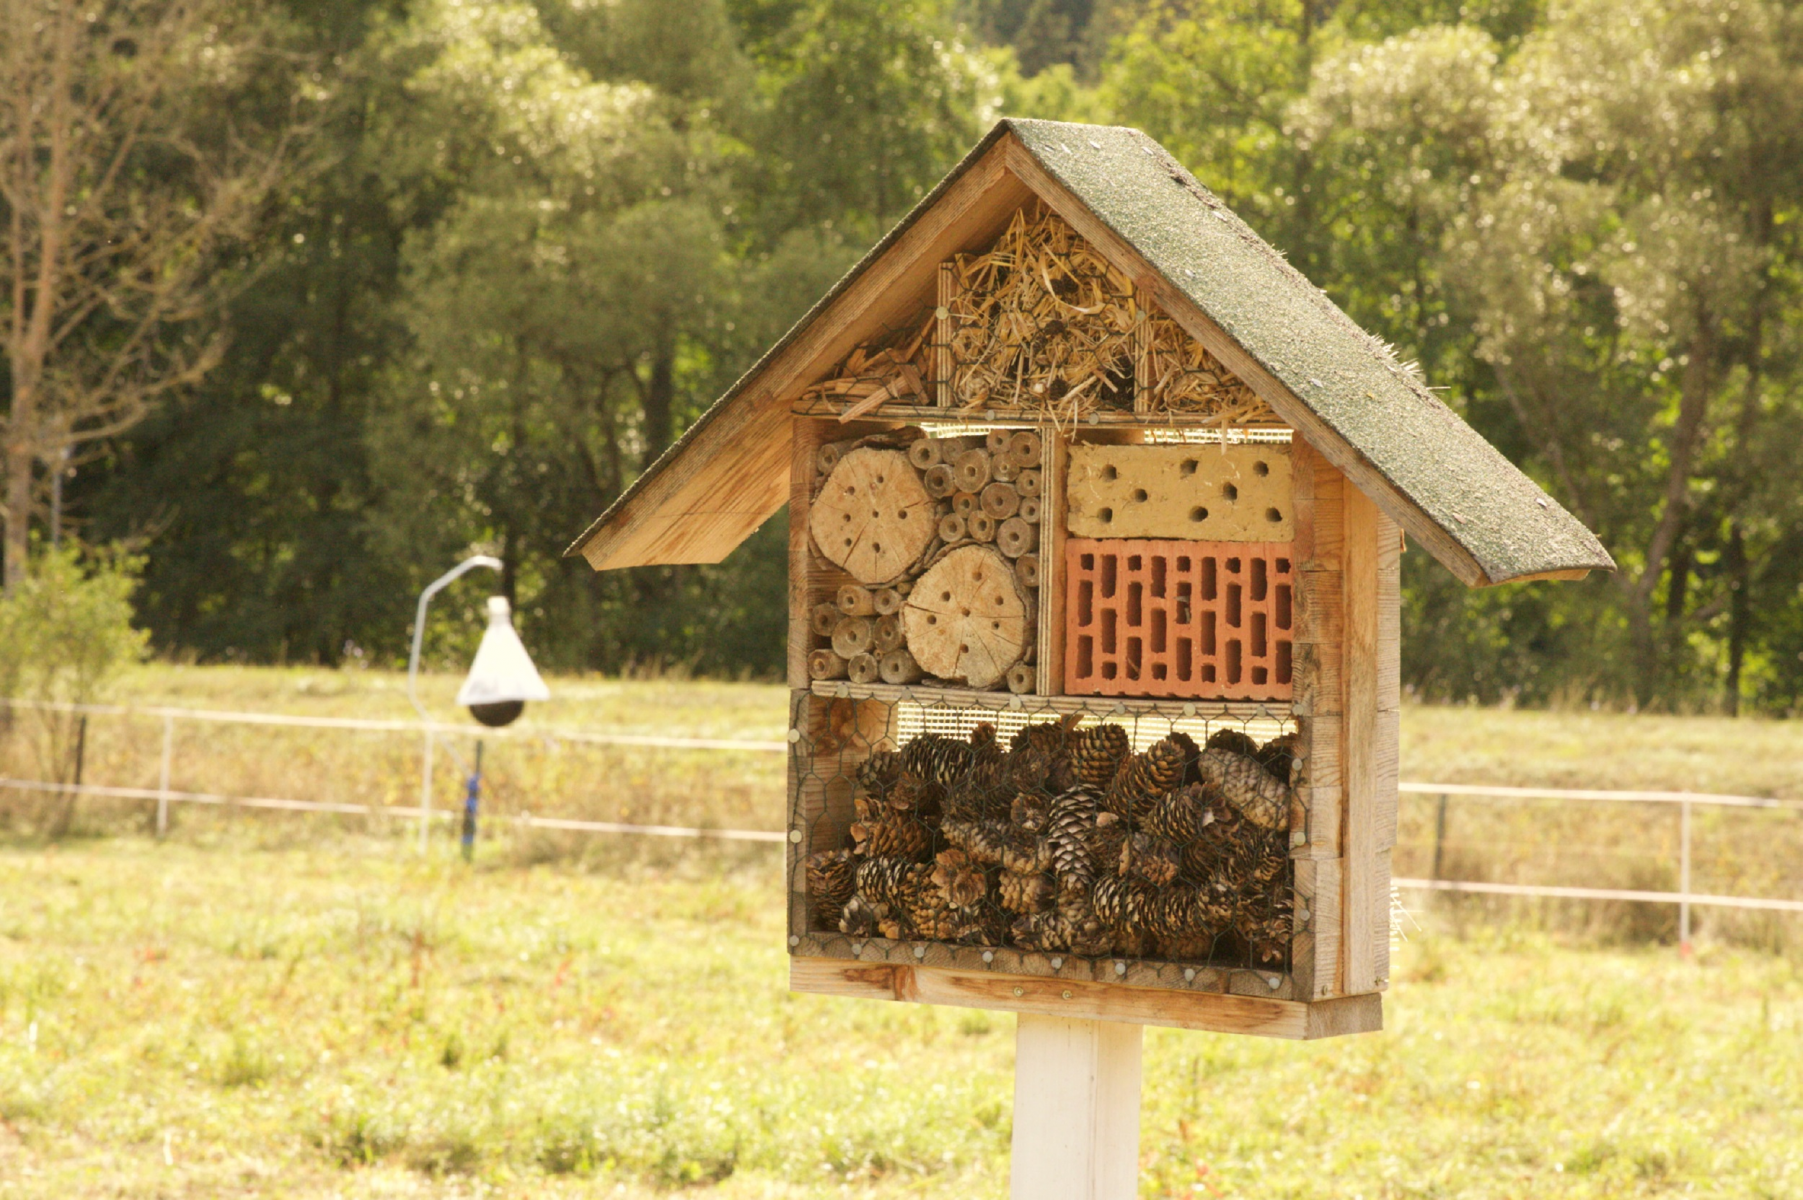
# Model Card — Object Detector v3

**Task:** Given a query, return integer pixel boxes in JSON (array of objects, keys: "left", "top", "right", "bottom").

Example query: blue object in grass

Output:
[{"left": 461, "top": 740, "right": 483, "bottom": 863}]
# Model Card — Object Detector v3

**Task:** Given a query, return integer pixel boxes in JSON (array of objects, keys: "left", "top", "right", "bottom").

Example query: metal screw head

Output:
[
  {"left": 788, "top": 829, "right": 802, "bottom": 844},
  {"left": 1183, "top": 967, "right": 1197, "bottom": 982},
  {"left": 1049, "top": 956, "right": 1063, "bottom": 970},
  {"left": 788, "top": 935, "right": 800, "bottom": 947},
  {"left": 1061, "top": 989, "right": 1073, "bottom": 1000},
  {"left": 1297, "top": 907, "right": 1311, "bottom": 924},
  {"left": 1013, "top": 986, "right": 1024, "bottom": 997},
  {"left": 1114, "top": 961, "right": 1127, "bottom": 976},
  {"left": 787, "top": 728, "right": 802, "bottom": 743},
  {"left": 851, "top": 942, "right": 864, "bottom": 955},
  {"left": 913, "top": 944, "right": 926, "bottom": 958},
  {"left": 1266, "top": 975, "right": 1281, "bottom": 990},
  {"left": 982, "top": 950, "right": 995, "bottom": 963}
]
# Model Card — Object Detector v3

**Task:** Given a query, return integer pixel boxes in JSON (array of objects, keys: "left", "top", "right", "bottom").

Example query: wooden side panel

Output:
[
  {"left": 788, "top": 421, "right": 828, "bottom": 688},
  {"left": 791, "top": 959, "right": 1382, "bottom": 1041},
  {"left": 1290, "top": 440, "right": 1344, "bottom": 863},
  {"left": 1290, "top": 856, "right": 1342, "bottom": 1001},
  {"left": 581, "top": 143, "right": 1032, "bottom": 570},
  {"left": 934, "top": 264, "right": 955, "bottom": 408},
  {"left": 790, "top": 691, "right": 894, "bottom": 939},
  {"left": 1340, "top": 487, "right": 1383, "bottom": 996},
  {"left": 1036, "top": 430, "right": 1070, "bottom": 695}
]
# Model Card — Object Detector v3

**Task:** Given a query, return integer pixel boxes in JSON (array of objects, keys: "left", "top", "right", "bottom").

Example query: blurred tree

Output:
[{"left": 0, "top": 0, "right": 296, "bottom": 589}]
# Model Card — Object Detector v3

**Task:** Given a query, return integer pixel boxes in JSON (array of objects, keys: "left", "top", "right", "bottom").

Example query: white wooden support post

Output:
[
  {"left": 155, "top": 714, "right": 173, "bottom": 837},
  {"left": 1011, "top": 1014, "right": 1142, "bottom": 1200}
]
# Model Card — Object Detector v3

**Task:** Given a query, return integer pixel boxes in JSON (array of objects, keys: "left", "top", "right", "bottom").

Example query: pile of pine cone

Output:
[{"left": 805, "top": 719, "right": 1299, "bottom": 967}]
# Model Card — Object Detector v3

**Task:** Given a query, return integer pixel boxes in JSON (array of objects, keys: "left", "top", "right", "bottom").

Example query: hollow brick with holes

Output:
[{"left": 1063, "top": 538, "right": 1295, "bottom": 701}]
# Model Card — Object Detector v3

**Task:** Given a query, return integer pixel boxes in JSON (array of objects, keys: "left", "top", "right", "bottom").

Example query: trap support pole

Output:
[{"left": 1011, "top": 1014, "right": 1142, "bottom": 1199}]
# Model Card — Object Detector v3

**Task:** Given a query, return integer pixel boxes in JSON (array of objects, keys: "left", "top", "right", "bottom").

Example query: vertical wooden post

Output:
[
  {"left": 156, "top": 714, "right": 174, "bottom": 838},
  {"left": 1035, "top": 429, "right": 1068, "bottom": 694},
  {"left": 1132, "top": 286, "right": 1153, "bottom": 415},
  {"left": 1011, "top": 1015, "right": 1142, "bottom": 1200}
]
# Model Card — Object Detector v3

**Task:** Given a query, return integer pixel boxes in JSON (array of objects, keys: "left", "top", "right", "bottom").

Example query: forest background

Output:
[{"left": 17, "top": 0, "right": 1803, "bottom": 714}]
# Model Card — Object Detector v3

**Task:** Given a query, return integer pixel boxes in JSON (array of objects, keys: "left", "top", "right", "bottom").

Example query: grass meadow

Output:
[{"left": 1, "top": 666, "right": 1801, "bottom": 1196}]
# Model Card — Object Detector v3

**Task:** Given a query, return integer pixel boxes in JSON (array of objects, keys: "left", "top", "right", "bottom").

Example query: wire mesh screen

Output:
[{"left": 789, "top": 687, "right": 1301, "bottom": 996}]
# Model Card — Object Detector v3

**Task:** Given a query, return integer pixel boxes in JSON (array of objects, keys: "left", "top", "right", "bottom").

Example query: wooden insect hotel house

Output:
[{"left": 569, "top": 120, "right": 1612, "bottom": 1041}]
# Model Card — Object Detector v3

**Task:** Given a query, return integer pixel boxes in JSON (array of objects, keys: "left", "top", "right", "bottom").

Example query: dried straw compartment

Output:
[{"left": 787, "top": 686, "right": 1303, "bottom": 997}]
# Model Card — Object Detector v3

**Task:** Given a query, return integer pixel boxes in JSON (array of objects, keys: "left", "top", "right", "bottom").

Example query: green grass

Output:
[{"left": 1, "top": 836, "right": 1800, "bottom": 1198}]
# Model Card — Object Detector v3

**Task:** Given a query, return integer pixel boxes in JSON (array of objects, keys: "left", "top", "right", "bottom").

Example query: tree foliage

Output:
[{"left": 45, "top": 0, "right": 1803, "bottom": 712}]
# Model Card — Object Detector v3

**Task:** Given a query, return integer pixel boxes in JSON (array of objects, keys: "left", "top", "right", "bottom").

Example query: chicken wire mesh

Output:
[{"left": 788, "top": 686, "right": 1303, "bottom": 996}]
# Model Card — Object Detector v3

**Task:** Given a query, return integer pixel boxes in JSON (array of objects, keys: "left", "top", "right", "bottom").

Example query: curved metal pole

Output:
[{"left": 409, "top": 556, "right": 502, "bottom": 852}]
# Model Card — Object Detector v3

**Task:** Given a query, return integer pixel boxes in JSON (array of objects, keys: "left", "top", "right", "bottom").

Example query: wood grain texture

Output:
[
  {"left": 790, "top": 959, "right": 1381, "bottom": 1040},
  {"left": 1036, "top": 430, "right": 1069, "bottom": 695},
  {"left": 1290, "top": 856, "right": 1342, "bottom": 1000},
  {"left": 1341, "top": 487, "right": 1383, "bottom": 995},
  {"left": 579, "top": 143, "right": 1030, "bottom": 570},
  {"left": 1000, "top": 139, "right": 1491, "bottom": 587},
  {"left": 788, "top": 422, "right": 827, "bottom": 689},
  {"left": 1011, "top": 1016, "right": 1142, "bottom": 1200}
]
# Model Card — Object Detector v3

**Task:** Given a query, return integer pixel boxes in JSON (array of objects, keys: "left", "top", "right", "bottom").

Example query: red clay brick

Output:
[{"left": 1063, "top": 539, "right": 1294, "bottom": 701}]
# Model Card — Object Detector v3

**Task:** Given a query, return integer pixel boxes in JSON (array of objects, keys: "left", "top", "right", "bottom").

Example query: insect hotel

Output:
[{"left": 568, "top": 121, "right": 1611, "bottom": 1048}]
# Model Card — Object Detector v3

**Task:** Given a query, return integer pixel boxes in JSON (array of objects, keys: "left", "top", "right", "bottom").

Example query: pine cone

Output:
[
  {"left": 1010, "top": 791, "right": 1051, "bottom": 834},
  {"left": 1256, "top": 733, "right": 1300, "bottom": 787},
  {"left": 849, "top": 814, "right": 930, "bottom": 861},
  {"left": 905, "top": 890, "right": 954, "bottom": 941},
  {"left": 931, "top": 848, "right": 989, "bottom": 910},
  {"left": 945, "top": 907, "right": 1007, "bottom": 946},
  {"left": 877, "top": 911, "right": 914, "bottom": 941},
  {"left": 1144, "top": 784, "right": 1214, "bottom": 846},
  {"left": 998, "top": 870, "right": 1054, "bottom": 914},
  {"left": 999, "top": 834, "right": 1053, "bottom": 876},
  {"left": 1070, "top": 724, "right": 1130, "bottom": 788},
  {"left": 942, "top": 817, "right": 1011, "bottom": 867},
  {"left": 1167, "top": 730, "right": 1201, "bottom": 783},
  {"left": 1010, "top": 910, "right": 1071, "bottom": 952},
  {"left": 1147, "top": 884, "right": 1205, "bottom": 940},
  {"left": 1105, "top": 736, "right": 1188, "bottom": 818},
  {"left": 1198, "top": 748, "right": 1292, "bottom": 829},
  {"left": 857, "top": 750, "right": 902, "bottom": 795},
  {"left": 1205, "top": 728, "right": 1261, "bottom": 759},
  {"left": 806, "top": 849, "right": 857, "bottom": 924},
  {"left": 1158, "top": 933, "right": 1216, "bottom": 962},
  {"left": 1120, "top": 833, "right": 1181, "bottom": 886},
  {"left": 1055, "top": 872, "right": 1093, "bottom": 923},
  {"left": 1046, "top": 788, "right": 1098, "bottom": 879},
  {"left": 856, "top": 858, "right": 931, "bottom": 909},
  {"left": 885, "top": 773, "right": 944, "bottom": 818},
  {"left": 899, "top": 733, "right": 972, "bottom": 787},
  {"left": 838, "top": 894, "right": 888, "bottom": 937},
  {"left": 1086, "top": 812, "right": 1129, "bottom": 877},
  {"left": 1090, "top": 874, "right": 1140, "bottom": 930}
]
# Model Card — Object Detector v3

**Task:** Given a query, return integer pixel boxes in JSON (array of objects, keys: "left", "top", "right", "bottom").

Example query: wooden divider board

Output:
[{"left": 793, "top": 959, "right": 1381, "bottom": 1040}]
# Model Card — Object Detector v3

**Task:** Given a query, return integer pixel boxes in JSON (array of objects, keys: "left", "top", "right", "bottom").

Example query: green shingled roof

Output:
[
  {"left": 570, "top": 118, "right": 1612, "bottom": 585},
  {"left": 1005, "top": 118, "right": 1612, "bottom": 584}
]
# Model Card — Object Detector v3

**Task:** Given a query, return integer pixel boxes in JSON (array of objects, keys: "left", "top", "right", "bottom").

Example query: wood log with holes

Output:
[
  {"left": 836, "top": 584, "right": 876, "bottom": 616},
  {"left": 1005, "top": 663, "right": 1036, "bottom": 694},
  {"left": 873, "top": 588, "right": 904, "bottom": 616},
  {"left": 808, "top": 650, "right": 848, "bottom": 681},
  {"left": 815, "top": 438, "right": 859, "bottom": 477},
  {"left": 986, "top": 430, "right": 1011, "bottom": 455},
  {"left": 902, "top": 545, "right": 1031, "bottom": 689},
  {"left": 981, "top": 482, "right": 1021, "bottom": 520},
  {"left": 997, "top": 516, "right": 1038, "bottom": 558},
  {"left": 809, "top": 448, "right": 936, "bottom": 585},
  {"left": 953, "top": 449, "right": 991, "bottom": 494},
  {"left": 1017, "top": 469, "right": 1042, "bottom": 498},
  {"left": 879, "top": 648, "right": 925, "bottom": 684},
  {"left": 922, "top": 464, "right": 957, "bottom": 498},
  {"left": 907, "top": 439, "right": 943, "bottom": 470},
  {"left": 847, "top": 653, "right": 882, "bottom": 685},
  {"left": 938, "top": 513, "right": 967, "bottom": 543},
  {"left": 874, "top": 614, "right": 905, "bottom": 654},
  {"left": 1019, "top": 496, "right": 1042, "bottom": 524},
  {"left": 1015, "top": 553, "right": 1040, "bottom": 590},
  {"left": 968, "top": 512, "right": 996, "bottom": 543},
  {"left": 1006, "top": 430, "right": 1043, "bottom": 469},
  {"left": 953, "top": 491, "right": 979, "bottom": 518},
  {"left": 810, "top": 603, "right": 841, "bottom": 638},
  {"left": 831, "top": 616, "right": 874, "bottom": 659},
  {"left": 991, "top": 455, "right": 1019, "bottom": 483}
]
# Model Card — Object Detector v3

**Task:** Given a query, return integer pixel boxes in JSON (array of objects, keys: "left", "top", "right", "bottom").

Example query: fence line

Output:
[
  {"left": 8, "top": 697, "right": 1803, "bottom": 934},
  {"left": 0, "top": 777, "right": 787, "bottom": 843}
]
